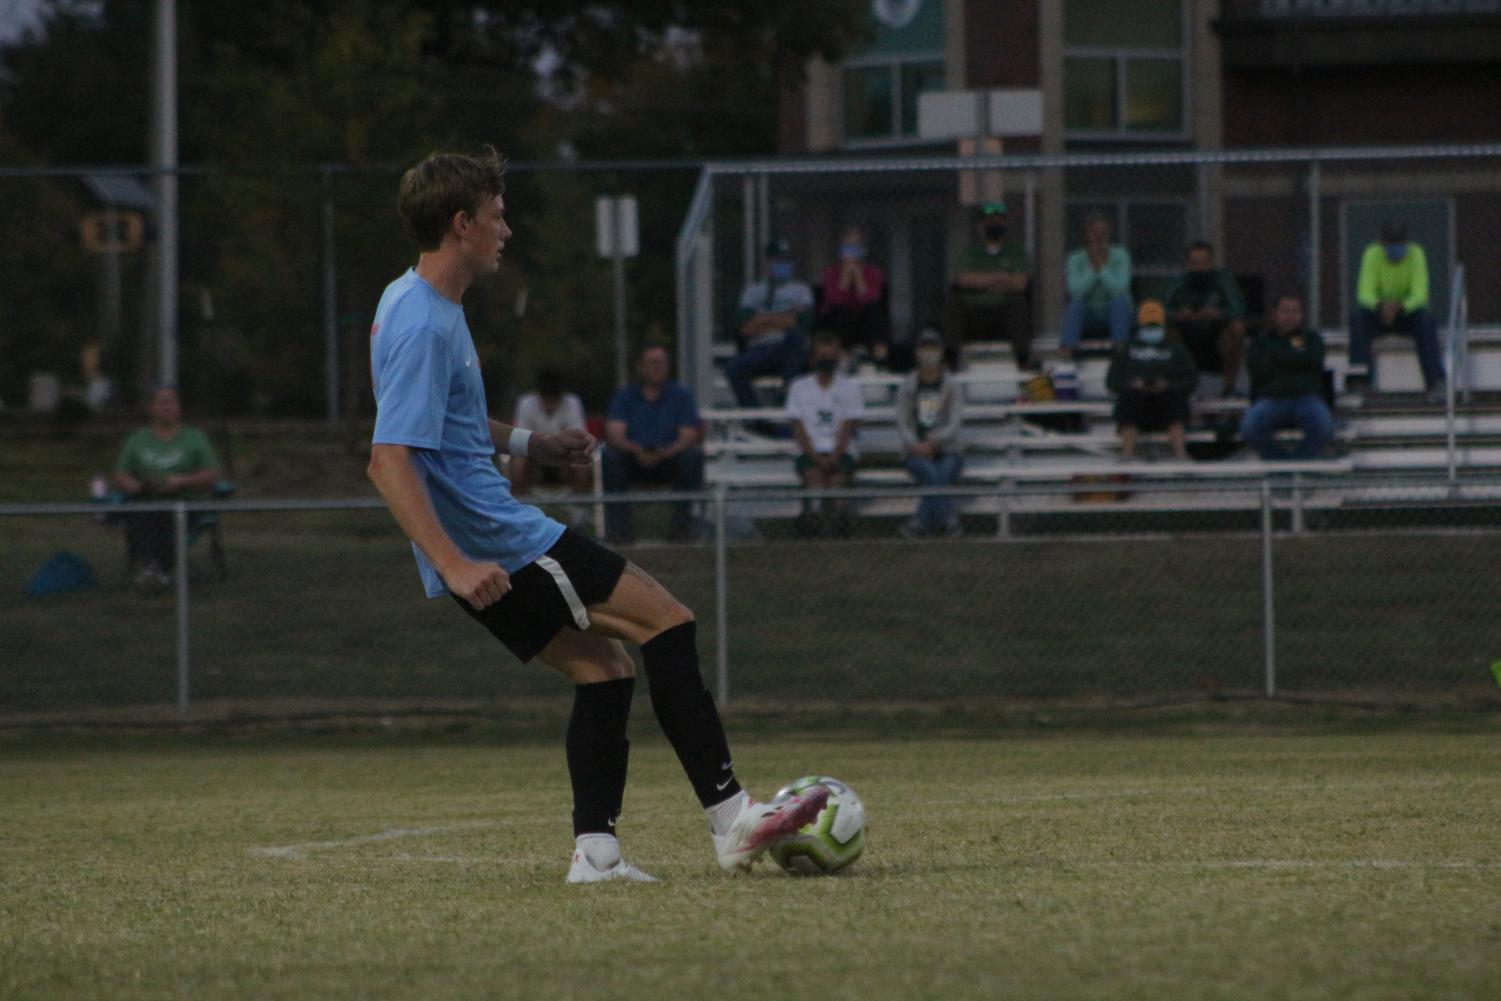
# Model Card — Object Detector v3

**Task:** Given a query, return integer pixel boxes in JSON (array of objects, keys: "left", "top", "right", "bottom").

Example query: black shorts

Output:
[
  {"left": 454, "top": 529, "right": 627, "bottom": 663},
  {"left": 1115, "top": 387, "right": 1190, "bottom": 432}
]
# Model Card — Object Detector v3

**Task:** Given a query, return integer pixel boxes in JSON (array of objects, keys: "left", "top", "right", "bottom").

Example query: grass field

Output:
[{"left": 3, "top": 719, "right": 1500, "bottom": 1000}]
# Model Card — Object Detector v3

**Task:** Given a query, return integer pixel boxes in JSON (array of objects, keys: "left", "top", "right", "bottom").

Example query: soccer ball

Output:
[{"left": 767, "top": 776, "right": 865, "bottom": 875}]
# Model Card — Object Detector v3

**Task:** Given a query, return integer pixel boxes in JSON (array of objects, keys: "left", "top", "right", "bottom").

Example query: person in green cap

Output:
[
  {"left": 944, "top": 201, "right": 1034, "bottom": 370},
  {"left": 112, "top": 386, "right": 223, "bottom": 589}
]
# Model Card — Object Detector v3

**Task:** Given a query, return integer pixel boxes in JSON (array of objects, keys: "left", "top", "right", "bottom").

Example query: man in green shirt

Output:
[
  {"left": 944, "top": 202, "right": 1034, "bottom": 369},
  {"left": 1348, "top": 220, "right": 1445, "bottom": 400},
  {"left": 1166, "top": 241, "right": 1246, "bottom": 397},
  {"left": 112, "top": 386, "right": 223, "bottom": 588},
  {"left": 1239, "top": 293, "right": 1336, "bottom": 460}
]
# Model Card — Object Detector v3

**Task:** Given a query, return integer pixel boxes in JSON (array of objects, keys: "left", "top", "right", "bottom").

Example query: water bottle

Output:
[{"left": 1051, "top": 362, "right": 1079, "bottom": 401}]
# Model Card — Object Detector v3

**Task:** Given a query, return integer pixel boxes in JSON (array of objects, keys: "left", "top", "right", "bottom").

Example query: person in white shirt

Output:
[
  {"left": 510, "top": 369, "right": 590, "bottom": 496},
  {"left": 785, "top": 331, "right": 864, "bottom": 536}
]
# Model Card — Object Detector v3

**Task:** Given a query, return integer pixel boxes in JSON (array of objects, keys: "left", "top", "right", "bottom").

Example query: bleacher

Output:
[{"left": 697, "top": 326, "right": 1501, "bottom": 526}]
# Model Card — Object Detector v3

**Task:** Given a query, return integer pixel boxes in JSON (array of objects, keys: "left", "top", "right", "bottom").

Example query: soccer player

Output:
[{"left": 366, "top": 147, "right": 827, "bottom": 884}]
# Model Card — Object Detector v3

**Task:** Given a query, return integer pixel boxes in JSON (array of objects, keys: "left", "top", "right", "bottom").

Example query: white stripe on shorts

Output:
[{"left": 535, "top": 554, "right": 591, "bottom": 631}]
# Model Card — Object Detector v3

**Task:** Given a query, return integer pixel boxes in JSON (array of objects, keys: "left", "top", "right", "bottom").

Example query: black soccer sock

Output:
[
  {"left": 639, "top": 621, "right": 742, "bottom": 808},
  {"left": 566, "top": 677, "right": 634, "bottom": 837}
]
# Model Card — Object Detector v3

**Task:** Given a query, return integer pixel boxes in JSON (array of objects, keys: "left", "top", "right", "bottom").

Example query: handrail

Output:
[
  {"left": 674, "top": 167, "right": 717, "bottom": 392},
  {"left": 1445, "top": 264, "right": 1468, "bottom": 483}
]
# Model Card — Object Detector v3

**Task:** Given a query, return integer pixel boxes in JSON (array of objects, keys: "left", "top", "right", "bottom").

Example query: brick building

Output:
[{"left": 771, "top": 0, "right": 1501, "bottom": 339}]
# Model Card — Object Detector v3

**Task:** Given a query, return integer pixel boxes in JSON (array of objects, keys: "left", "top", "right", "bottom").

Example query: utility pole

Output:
[{"left": 150, "top": 0, "right": 178, "bottom": 388}]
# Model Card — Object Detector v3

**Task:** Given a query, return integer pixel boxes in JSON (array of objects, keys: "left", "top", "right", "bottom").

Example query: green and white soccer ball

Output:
[{"left": 767, "top": 776, "right": 866, "bottom": 875}]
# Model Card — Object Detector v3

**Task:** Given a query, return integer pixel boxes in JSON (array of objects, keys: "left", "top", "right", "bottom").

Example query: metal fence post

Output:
[
  {"left": 1260, "top": 481, "right": 1276, "bottom": 698},
  {"left": 713, "top": 485, "right": 730, "bottom": 706},
  {"left": 1291, "top": 473, "right": 1305, "bottom": 535},
  {"left": 174, "top": 501, "right": 191, "bottom": 711}
]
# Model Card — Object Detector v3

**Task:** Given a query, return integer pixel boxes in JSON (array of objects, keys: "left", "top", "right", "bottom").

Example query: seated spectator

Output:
[
  {"left": 819, "top": 225, "right": 889, "bottom": 366},
  {"left": 1239, "top": 293, "right": 1337, "bottom": 461},
  {"left": 1105, "top": 301, "right": 1197, "bottom": 462},
  {"left": 897, "top": 329, "right": 964, "bottom": 538},
  {"left": 944, "top": 201, "right": 1034, "bottom": 370},
  {"left": 1166, "top": 241, "right": 1247, "bottom": 397},
  {"left": 1063, "top": 213, "right": 1133, "bottom": 356},
  {"left": 509, "top": 369, "right": 590, "bottom": 497},
  {"left": 111, "top": 385, "right": 223, "bottom": 590},
  {"left": 725, "top": 237, "right": 815, "bottom": 409},
  {"left": 1347, "top": 220, "right": 1446, "bottom": 401},
  {"left": 786, "top": 332, "right": 865, "bottom": 536},
  {"left": 602, "top": 345, "right": 704, "bottom": 543}
]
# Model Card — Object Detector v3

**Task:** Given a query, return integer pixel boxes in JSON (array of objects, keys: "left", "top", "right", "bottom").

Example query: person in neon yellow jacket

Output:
[{"left": 1348, "top": 220, "right": 1445, "bottom": 400}]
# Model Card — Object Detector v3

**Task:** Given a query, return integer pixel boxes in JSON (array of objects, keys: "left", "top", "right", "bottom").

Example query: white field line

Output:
[{"left": 249, "top": 821, "right": 501, "bottom": 859}]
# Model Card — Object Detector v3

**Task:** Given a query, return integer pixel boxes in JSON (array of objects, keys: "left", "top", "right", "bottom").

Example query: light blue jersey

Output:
[{"left": 371, "top": 269, "right": 563, "bottom": 597}]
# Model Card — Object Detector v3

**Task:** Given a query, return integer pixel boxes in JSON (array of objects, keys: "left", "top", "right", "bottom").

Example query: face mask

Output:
[
  {"left": 917, "top": 349, "right": 944, "bottom": 370},
  {"left": 839, "top": 243, "right": 865, "bottom": 261},
  {"left": 983, "top": 224, "right": 1006, "bottom": 242},
  {"left": 768, "top": 260, "right": 794, "bottom": 282},
  {"left": 1385, "top": 243, "right": 1407, "bottom": 263},
  {"left": 814, "top": 358, "right": 839, "bottom": 375},
  {"left": 1137, "top": 326, "right": 1165, "bottom": 345}
]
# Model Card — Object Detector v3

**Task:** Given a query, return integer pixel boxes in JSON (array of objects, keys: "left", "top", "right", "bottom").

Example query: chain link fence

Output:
[{"left": 4, "top": 477, "right": 1499, "bottom": 720}]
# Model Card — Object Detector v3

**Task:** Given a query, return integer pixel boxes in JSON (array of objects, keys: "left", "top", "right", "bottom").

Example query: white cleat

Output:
[
  {"left": 712, "top": 786, "right": 830, "bottom": 873},
  {"left": 565, "top": 849, "right": 659, "bottom": 884}
]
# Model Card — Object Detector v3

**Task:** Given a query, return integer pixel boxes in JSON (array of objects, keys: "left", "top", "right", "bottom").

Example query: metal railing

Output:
[{"left": 1446, "top": 264, "right": 1472, "bottom": 481}]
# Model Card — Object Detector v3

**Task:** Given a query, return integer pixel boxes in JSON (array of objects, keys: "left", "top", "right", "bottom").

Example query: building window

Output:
[
  {"left": 841, "top": 0, "right": 946, "bottom": 145},
  {"left": 1064, "top": 0, "right": 1187, "bottom": 139},
  {"left": 843, "top": 57, "right": 946, "bottom": 142}
]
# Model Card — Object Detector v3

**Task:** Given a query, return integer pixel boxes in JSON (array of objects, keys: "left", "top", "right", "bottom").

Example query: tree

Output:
[{"left": 0, "top": 0, "right": 871, "bottom": 414}]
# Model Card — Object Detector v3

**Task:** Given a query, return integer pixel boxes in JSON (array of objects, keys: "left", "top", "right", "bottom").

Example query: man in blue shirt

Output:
[
  {"left": 602, "top": 344, "right": 704, "bottom": 543},
  {"left": 368, "top": 148, "right": 825, "bottom": 885},
  {"left": 724, "top": 237, "right": 815, "bottom": 408}
]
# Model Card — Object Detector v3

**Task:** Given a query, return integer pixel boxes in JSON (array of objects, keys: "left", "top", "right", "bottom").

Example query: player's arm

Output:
[
  {"left": 659, "top": 422, "right": 701, "bottom": 459},
  {"left": 831, "top": 419, "right": 857, "bottom": 462},
  {"left": 367, "top": 443, "right": 508, "bottom": 609},
  {"left": 792, "top": 421, "right": 817, "bottom": 459},
  {"left": 488, "top": 418, "right": 594, "bottom": 469}
]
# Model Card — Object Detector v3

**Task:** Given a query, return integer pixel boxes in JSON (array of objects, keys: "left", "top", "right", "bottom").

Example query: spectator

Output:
[
  {"left": 786, "top": 331, "right": 865, "bottom": 536},
  {"left": 944, "top": 201, "right": 1034, "bottom": 370},
  {"left": 1105, "top": 301, "right": 1197, "bottom": 462},
  {"left": 1063, "top": 213, "right": 1133, "bottom": 356},
  {"left": 1348, "top": 220, "right": 1446, "bottom": 401},
  {"left": 602, "top": 346, "right": 705, "bottom": 543},
  {"left": 111, "top": 385, "right": 223, "bottom": 589},
  {"left": 897, "top": 329, "right": 964, "bottom": 538},
  {"left": 1240, "top": 293, "right": 1337, "bottom": 461},
  {"left": 725, "top": 237, "right": 815, "bottom": 409},
  {"left": 1166, "top": 241, "right": 1247, "bottom": 398},
  {"left": 509, "top": 369, "right": 590, "bottom": 497},
  {"left": 819, "top": 225, "right": 889, "bottom": 366}
]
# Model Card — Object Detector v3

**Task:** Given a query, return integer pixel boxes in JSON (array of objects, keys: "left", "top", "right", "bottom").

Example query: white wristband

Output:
[{"left": 508, "top": 428, "right": 532, "bottom": 458}]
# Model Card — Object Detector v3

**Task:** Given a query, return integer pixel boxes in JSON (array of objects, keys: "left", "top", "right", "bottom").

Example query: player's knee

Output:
[
  {"left": 660, "top": 600, "right": 694, "bottom": 631},
  {"left": 604, "top": 643, "right": 636, "bottom": 680}
]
